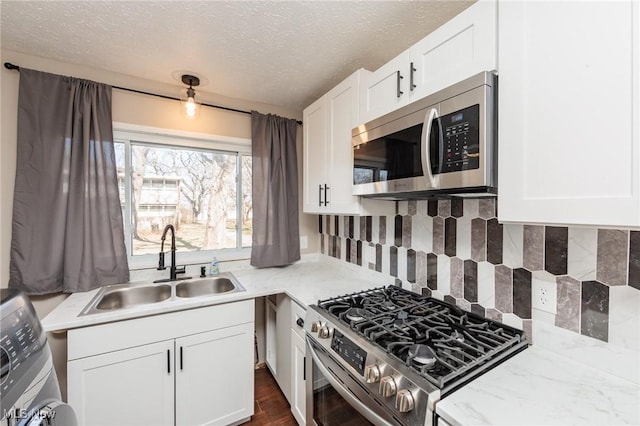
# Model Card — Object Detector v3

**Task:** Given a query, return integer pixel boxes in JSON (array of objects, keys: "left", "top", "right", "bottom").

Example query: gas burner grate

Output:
[{"left": 317, "top": 286, "right": 526, "bottom": 389}]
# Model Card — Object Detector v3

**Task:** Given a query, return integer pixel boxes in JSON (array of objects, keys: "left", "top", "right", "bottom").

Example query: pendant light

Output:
[{"left": 180, "top": 74, "right": 200, "bottom": 119}]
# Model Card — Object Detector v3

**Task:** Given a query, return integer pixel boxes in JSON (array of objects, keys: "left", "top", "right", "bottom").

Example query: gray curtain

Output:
[
  {"left": 9, "top": 68, "right": 129, "bottom": 294},
  {"left": 250, "top": 111, "right": 300, "bottom": 267}
]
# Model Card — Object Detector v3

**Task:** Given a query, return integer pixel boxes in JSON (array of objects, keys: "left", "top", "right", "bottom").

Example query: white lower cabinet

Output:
[
  {"left": 67, "top": 300, "right": 255, "bottom": 426},
  {"left": 290, "top": 301, "right": 307, "bottom": 426}
]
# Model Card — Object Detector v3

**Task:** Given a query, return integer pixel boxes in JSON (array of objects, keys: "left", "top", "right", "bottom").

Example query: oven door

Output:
[{"left": 305, "top": 337, "right": 401, "bottom": 426}]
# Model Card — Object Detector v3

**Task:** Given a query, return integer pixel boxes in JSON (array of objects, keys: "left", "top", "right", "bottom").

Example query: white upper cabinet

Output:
[
  {"left": 497, "top": 0, "right": 640, "bottom": 227},
  {"left": 303, "top": 69, "right": 393, "bottom": 216},
  {"left": 360, "top": 0, "right": 497, "bottom": 123},
  {"left": 409, "top": 0, "right": 496, "bottom": 101}
]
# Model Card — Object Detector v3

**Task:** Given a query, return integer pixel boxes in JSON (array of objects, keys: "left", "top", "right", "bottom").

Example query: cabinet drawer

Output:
[
  {"left": 291, "top": 301, "right": 306, "bottom": 339},
  {"left": 68, "top": 299, "right": 254, "bottom": 360}
]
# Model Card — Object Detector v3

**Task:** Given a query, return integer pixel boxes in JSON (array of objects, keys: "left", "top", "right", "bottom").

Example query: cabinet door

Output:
[
  {"left": 67, "top": 340, "right": 174, "bottom": 426},
  {"left": 291, "top": 331, "right": 306, "bottom": 426},
  {"left": 498, "top": 0, "right": 640, "bottom": 227},
  {"left": 410, "top": 0, "right": 496, "bottom": 101},
  {"left": 360, "top": 50, "right": 410, "bottom": 123},
  {"left": 303, "top": 96, "right": 328, "bottom": 214},
  {"left": 325, "top": 71, "right": 362, "bottom": 215},
  {"left": 175, "top": 323, "right": 254, "bottom": 426}
]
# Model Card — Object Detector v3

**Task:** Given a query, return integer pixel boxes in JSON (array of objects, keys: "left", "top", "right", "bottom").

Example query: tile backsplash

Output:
[{"left": 319, "top": 199, "right": 639, "bottom": 349}]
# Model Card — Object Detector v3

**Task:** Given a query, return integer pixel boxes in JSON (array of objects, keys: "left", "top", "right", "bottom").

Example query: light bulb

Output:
[{"left": 185, "top": 96, "right": 197, "bottom": 118}]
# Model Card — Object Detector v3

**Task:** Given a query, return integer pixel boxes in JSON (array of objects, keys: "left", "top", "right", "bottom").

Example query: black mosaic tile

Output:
[
  {"left": 335, "top": 216, "right": 340, "bottom": 237},
  {"left": 630, "top": 231, "right": 640, "bottom": 290},
  {"left": 444, "top": 295, "right": 456, "bottom": 305},
  {"left": 348, "top": 216, "right": 354, "bottom": 239},
  {"left": 438, "top": 200, "right": 451, "bottom": 218},
  {"left": 326, "top": 215, "right": 331, "bottom": 235},
  {"left": 318, "top": 215, "right": 323, "bottom": 234},
  {"left": 486, "top": 218, "right": 503, "bottom": 265},
  {"left": 422, "top": 288, "right": 433, "bottom": 297},
  {"left": 545, "top": 226, "right": 568, "bottom": 276},
  {"left": 470, "top": 303, "right": 485, "bottom": 317},
  {"left": 513, "top": 268, "right": 532, "bottom": 319},
  {"left": 445, "top": 217, "right": 457, "bottom": 257},
  {"left": 346, "top": 239, "right": 351, "bottom": 263},
  {"left": 581, "top": 280, "right": 609, "bottom": 342},
  {"left": 427, "top": 200, "right": 438, "bottom": 217},
  {"left": 365, "top": 216, "right": 373, "bottom": 242},
  {"left": 427, "top": 253, "right": 438, "bottom": 290},
  {"left": 360, "top": 217, "right": 366, "bottom": 242},
  {"left": 451, "top": 199, "right": 464, "bottom": 218},
  {"left": 394, "top": 279, "right": 403, "bottom": 287},
  {"left": 464, "top": 260, "right": 478, "bottom": 303},
  {"left": 356, "top": 240, "right": 362, "bottom": 266},
  {"left": 407, "top": 249, "right": 416, "bottom": 283},
  {"left": 335, "top": 236, "right": 341, "bottom": 259},
  {"left": 394, "top": 215, "right": 403, "bottom": 247},
  {"left": 320, "top": 234, "right": 324, "bottom": 254},
  {"left": 375, "top": 244, "right": 382, "bottom": 273},
  {"left": 390, "top": 246, "right": 398, "bottom": 277},
  {"left": 379, "top": 216, "right": 386, "bottom": 245}
]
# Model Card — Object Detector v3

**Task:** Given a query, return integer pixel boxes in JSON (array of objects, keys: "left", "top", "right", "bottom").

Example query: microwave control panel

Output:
[{"left": 438, "top": 104, "right": 480, "bottom": 174}]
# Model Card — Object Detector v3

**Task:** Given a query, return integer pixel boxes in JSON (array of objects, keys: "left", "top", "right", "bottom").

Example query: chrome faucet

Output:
[{"left": 154, "top": 224, "right": 191, "bottom": 283}]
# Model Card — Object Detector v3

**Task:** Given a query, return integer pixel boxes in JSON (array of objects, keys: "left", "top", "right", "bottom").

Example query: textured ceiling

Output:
[{"left": 1, "top": 1, "right": 474, "bottom": 110}]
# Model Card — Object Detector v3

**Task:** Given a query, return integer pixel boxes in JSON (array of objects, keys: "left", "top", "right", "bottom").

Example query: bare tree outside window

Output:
[{"left": 115, "top": 141, "right": 251, "bottom": 256}]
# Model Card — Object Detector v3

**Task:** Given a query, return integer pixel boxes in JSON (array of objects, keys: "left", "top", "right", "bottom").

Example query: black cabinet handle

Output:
[
  {"left": 303, "top": 356, "right": 306, "bottom": 381},
  {"left": 296, "top": 317, "right": 304, "bottom": 328},
  {"left": 396, "top": 70, "right": 404, "bottom": 98},
  {"left": 318, "top": 184, "right": 323, "bottom": 207},
  {"left": 180, "top": 346, "right": 183, "bottom": 371},
  {"left": 167, "top": 349, "right": 171, "bottom": 374},
  {"left": 410, "top": 62, "right": 416, "bottom": 91},
  {"left": 323, "top": 184, "right": 329, "bottom": 206}
]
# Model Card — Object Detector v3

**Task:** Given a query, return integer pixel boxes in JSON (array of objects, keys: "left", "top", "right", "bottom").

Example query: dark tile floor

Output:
[{"left": 245, "top": 366, "right": 298, "bottom": 425}]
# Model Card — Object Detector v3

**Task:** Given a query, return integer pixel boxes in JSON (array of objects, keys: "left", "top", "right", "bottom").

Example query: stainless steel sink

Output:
[
  {"left": 94, "top": 284, "right": 172, "bottom": 310},
  {"left": 79, "top": 272, "right": 245, "bottom": 316},
  {"left": 175, "top": 275, "right": 244, "bottom": 298}
]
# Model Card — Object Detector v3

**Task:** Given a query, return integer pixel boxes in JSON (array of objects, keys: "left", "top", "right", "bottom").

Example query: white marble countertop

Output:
[
  {"left": 41, "top": 255, "right": 389, "bottom": 332},
  {"left": 437, "top": 321, "right": 640, "bottom": 426},
  {"left": 42, "top": 254, "right": 640, "bottom": 425}
]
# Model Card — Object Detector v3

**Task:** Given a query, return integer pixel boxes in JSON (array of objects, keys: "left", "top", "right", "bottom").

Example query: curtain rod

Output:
[{"left": 4, "top": 62, "right": 303, "bottom": 125}]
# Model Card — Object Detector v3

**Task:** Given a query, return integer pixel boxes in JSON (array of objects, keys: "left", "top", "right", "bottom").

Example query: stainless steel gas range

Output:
[{"left": 304, "top": 286, "right": 528, "bottom": 426}]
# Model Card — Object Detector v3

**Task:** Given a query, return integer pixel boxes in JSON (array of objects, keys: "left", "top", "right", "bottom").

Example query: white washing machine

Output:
[{"left": 1, "top": 289, "right": 77, "bottom": 426}]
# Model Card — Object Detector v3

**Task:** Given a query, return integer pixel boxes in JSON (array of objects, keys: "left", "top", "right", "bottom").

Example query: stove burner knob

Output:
[
  {"left": 379, "top": 376, "right": 397, "bottom": 398},
  {"left": 364, "top": 365, "right": 381, "bottom": 383},
  {"left": 395, "top": 389, "right": 415, "bottom": 413},
  {"left": 311, "top": 321, "right": 322, "bottom": 332},
  {"left": 318, "top": 326, "right": 332, "bottom": 339}
]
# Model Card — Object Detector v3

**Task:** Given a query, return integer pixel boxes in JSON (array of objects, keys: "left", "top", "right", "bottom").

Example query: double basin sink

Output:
[{"left": 80, "top": 272, "right": 245, "bottom": 316}]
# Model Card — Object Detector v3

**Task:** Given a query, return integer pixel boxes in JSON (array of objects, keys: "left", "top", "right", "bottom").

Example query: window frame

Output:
[{"left": 113, "top": 123, "right": 252, "bottom": 270}]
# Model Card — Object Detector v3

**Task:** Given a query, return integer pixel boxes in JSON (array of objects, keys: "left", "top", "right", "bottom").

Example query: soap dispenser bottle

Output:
[{"left": 209, "top": 257, "right": 219, "bottom": 276}]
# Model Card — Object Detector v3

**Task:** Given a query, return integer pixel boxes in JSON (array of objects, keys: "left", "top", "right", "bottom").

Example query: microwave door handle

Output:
[
  {"left": 421, "top": 107, "right": 439, "bottom": 188},
  {"left": 306, "top": 339, "right": 395, "bottom": 426}
]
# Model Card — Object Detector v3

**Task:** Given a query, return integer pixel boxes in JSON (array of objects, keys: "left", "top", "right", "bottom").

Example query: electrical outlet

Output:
[
  {"left": 299, "top": 235, "right": 308, "bottom": 250},
  {"left": 532, "top": 277, "right": 557, "bottom": 314}
]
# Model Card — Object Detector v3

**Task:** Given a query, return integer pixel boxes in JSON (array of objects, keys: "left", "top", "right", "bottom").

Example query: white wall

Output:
[{"left": 0, "top": 49, "right": 319, "bottom": 396}]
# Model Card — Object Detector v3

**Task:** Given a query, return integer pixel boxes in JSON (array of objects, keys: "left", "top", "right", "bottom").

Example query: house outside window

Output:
[{"left": 114, "top": 124, "right": 252, "bottom": 268}]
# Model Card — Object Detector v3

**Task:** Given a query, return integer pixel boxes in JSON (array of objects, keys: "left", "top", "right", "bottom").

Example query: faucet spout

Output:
[{"left": 154, "top": 224, "right": 189, "bottom": 282}]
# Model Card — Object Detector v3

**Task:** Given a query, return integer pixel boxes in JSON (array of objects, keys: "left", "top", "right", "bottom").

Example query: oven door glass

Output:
[{"left": 312, "top": 361, "right": 372, "bottom": 426}]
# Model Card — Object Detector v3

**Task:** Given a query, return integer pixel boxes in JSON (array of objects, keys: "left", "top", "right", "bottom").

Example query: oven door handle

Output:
[
  {"left": 306, "top": 338, "right": 395, "bottom": 426},
  {"left": 421, "top": 107, "right": 439, "bottom": 189}
]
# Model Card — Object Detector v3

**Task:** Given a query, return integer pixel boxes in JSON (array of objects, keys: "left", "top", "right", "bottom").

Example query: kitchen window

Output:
[{"left": 113, "top": 124, "right": 252, "bottom": 269}]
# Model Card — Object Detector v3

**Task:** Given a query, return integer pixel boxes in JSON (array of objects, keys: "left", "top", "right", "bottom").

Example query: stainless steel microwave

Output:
[{"left": 352, "top": 71, "right": 497, "bottom": 199}]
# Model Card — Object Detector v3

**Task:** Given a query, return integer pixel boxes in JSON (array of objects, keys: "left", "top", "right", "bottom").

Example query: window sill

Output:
[{"left": 128, "top": 248, "right": 252, "bottom": 271}]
